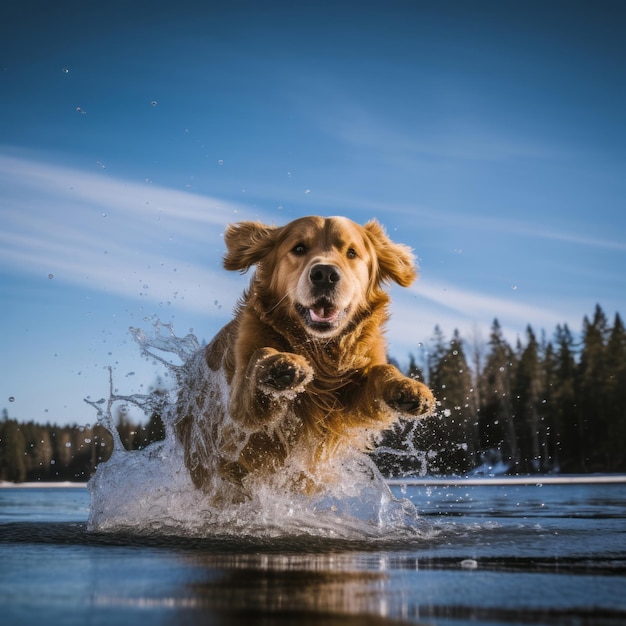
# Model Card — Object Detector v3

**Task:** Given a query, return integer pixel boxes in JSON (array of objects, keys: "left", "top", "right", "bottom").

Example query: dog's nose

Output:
[{"left": 310, "top": 264, "right": 341, "bottom": 286}]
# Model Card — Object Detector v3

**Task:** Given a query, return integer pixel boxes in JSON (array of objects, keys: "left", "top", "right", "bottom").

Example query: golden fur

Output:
[{"left": 176, "top": 216, "right": 434, "bottom": 498}]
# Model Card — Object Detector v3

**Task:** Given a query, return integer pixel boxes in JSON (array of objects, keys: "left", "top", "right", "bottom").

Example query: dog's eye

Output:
[
  {"left": 292, "top": 244, "right": 307, "bottom": 256},
  {"left": 347, "top": 247, "right": 358, "bottom": 259}
]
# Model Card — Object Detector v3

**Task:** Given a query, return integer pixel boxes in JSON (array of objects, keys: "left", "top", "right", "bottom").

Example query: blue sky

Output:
[{"left": 1, "top": 0, "right": 625, "bottom": 426}]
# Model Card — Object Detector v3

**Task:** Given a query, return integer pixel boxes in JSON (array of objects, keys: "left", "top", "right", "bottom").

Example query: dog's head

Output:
[{"left": 223, "top": 216, "right": 416, "bottom": 338}]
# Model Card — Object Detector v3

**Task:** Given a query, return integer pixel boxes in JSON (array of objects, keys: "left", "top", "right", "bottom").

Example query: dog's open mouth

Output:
[{"left": 296, "top": 300, "right": 347, "bottom": 332}]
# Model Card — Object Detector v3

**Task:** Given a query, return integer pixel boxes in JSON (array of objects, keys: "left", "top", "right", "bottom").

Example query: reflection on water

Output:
[{"left": 169, "top": 553, "right": 394, "bottom": 625}]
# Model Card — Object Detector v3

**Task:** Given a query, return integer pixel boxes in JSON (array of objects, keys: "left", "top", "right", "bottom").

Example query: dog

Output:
[{"left": 175, "top": 216, "right": 435, "bottom": 499}]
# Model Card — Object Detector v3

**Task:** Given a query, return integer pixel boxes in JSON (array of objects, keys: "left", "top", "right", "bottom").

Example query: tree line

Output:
[
  {"left": 0, "top": 409, "right": 165, "bottom": 483},
  {"left": 1, "top": 303, "right": 625, "bottom": 482},
  {"left": 379, "top": 303, "right": 626, "bottom": 476}
]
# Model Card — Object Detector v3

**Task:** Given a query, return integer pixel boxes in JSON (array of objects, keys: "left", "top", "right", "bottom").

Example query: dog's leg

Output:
[
  {"left": 364, "top": 364, "right": 435, "bottom": 418},
  {"left": 229, "top": 347, "right": 314, "bottom": 428}
]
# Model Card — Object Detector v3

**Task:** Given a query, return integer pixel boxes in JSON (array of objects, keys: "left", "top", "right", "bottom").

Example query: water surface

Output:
[{"left": 1, "top": 480, "right": 625, "bottom": 625}]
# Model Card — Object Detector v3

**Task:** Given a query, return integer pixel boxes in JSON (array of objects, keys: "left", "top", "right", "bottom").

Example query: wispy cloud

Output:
[
  {"left": 0, "top": 151, "right": 618, "bottom": 341},
  {"left": 0, "top": 153, "right": 265, "bottom": 314},
  {"left": 383, "top": 277, "right": 578, "bottom": 361},
  {"left": 412, "top": 278, "right": 568, "bottom": 329}
]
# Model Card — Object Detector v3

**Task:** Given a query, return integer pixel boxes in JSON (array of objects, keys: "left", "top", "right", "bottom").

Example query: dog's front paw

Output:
[
  {"left": 384, "top": 378, "right": 435, "bottom": 416},
  {"left": 257, "top": 353, "right": 313, "bottom": 393}
]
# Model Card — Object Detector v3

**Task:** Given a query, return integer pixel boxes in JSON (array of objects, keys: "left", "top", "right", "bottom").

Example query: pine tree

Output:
[
  {"left": 427, "top": 325, "right": 448, "bottom": 386},
  {"left": 467, "top": 326, "right": 486, "bottom": 430},
  {"left": 604, "top": 313, "right": 626, "bottom": 470},
  {"left": 552, "top": 323, "right": 579, "bottom": 471},
  {"left": 0, "top": 420, "right": 27, "bottom": 482},
  {"left": 540, "top": 340, "right": 559, "bottom": 471},
  {"left": 406, "top": 353, "right": 426, "bottom": 382},
  {"left": 578, "top": 305, "right": 609, "bottom": 470},
  {"left": 429, "top": 329, "right": 477, "bottom": 472},
  {"left": 479, "top": 319, "right": 518, "bottom": 470},
  {"left": 513, "top": 326, "right": 544, "bottom": 472}
]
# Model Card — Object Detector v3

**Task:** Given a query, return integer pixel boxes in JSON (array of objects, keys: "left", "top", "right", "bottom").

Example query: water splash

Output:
[{"left": 86, "top": 318, "right": 432, "bottom": 540}]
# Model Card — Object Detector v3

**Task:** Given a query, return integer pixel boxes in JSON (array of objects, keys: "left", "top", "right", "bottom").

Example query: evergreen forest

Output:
[{"left": 1, "top": 304, "right": 625, "bottom": 482}]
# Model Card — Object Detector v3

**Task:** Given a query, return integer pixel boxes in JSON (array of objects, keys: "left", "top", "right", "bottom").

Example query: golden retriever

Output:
[{"left": 175, "top": 216, "right": 434, "bottom": 499}]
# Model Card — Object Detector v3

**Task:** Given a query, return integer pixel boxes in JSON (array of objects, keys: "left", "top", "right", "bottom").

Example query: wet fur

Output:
[{"left": 176, "top": 216, "right": 435, "bottom": 498}]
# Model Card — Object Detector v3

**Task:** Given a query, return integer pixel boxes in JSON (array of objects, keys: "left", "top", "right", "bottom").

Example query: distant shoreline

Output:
[
  {"left": 0, "top": 481, "right": 88, "bottom": 489},
  {"left": 2, "top": 474, "right": 626, "bottom": 489},
  {"left": 387, "top": 474, "right": 626, "bottom": 486}
]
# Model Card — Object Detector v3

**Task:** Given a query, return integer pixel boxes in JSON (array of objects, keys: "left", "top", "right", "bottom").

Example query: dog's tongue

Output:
[{"left": 310, "top": 305, "right": 339, "bottom": 324}]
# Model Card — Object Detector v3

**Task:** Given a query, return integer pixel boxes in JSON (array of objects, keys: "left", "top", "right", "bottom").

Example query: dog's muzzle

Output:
[{"left": 309, "top": 264, "right": 341, "bottom": 292}]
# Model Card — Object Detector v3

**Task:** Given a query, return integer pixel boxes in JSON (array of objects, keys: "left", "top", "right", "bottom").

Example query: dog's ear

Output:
[
  {"left": 364, "top": 220, "right": 417, "bottom": 287},
  {"left": 223, "top": 221, "right": 279, "bottom": 272}
]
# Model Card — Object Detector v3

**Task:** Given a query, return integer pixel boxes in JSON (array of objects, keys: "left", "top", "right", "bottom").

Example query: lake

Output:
[{"left": 1, "top": 478, "right": 625, "bottom": 625}]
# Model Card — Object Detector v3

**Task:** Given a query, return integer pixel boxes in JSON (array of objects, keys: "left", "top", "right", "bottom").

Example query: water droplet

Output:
[
  {"left": 101, "top": 213, "right": 107, "bottom": 218},
  {"left": 217, "top": 159, "right": 224, "bottom": 165},
  {"left": 48, "top": 273, "right": 54, "bottom": 279},
  {"left": 511, "top": 284, "right": 518, "bottom": 291},
  {"left": 65, "top": 442, "right": 72, "bottom": 448},
  {"left": 305, "top": 189, "right": 311, "bottom": 194},
  {"left": 62, "top": 67, "right": 70, "bottom": 74},
  {"left": 76, "top": 106, "right": 86, "bottom": 114},
  {"left": 151, "top": 100, "right": 158, "bottom": 107},
  {"left": 8, "top": 396, "right": 15, "bottom": 402}
]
